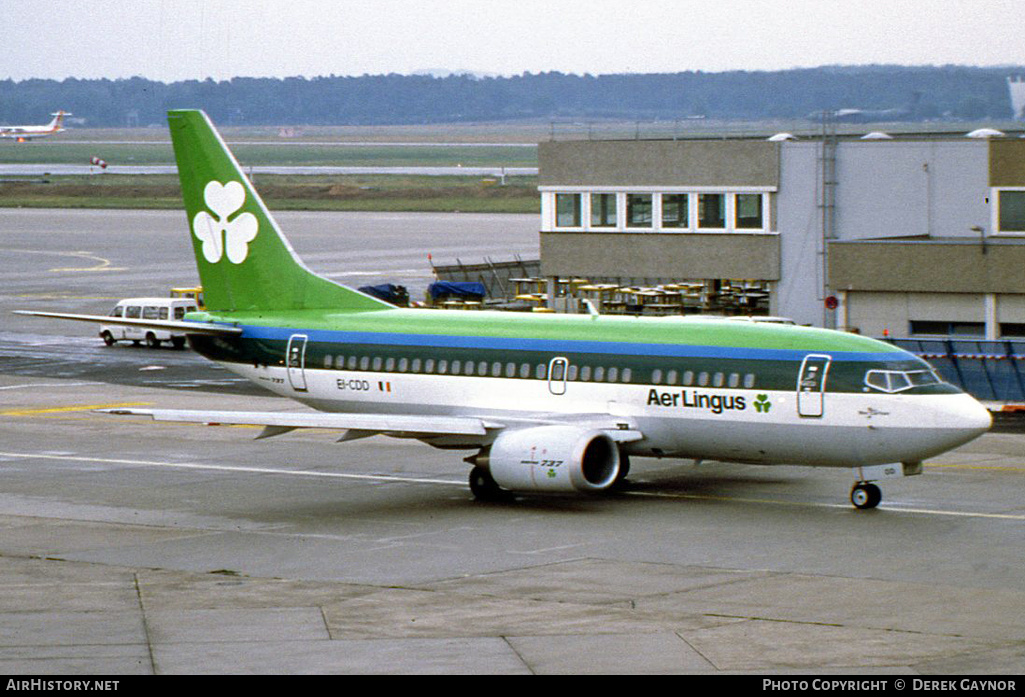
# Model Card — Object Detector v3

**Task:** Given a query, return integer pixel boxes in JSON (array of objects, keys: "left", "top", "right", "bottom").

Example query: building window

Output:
[
  {"left": 698, "top": 193, "right": 725, "bottom": 229},
  {"left": 910, "top": 320, "right": 985, "bottom": 337},
  {"left": 661, "top": 193, "right": 689, "bottom": 228},
  {"left": 735, "top": 193, "right": 764, "bottom": 229},
  {"left": 1000, "top": 323, "right": 1025, "bottom": 338},
  {"left": 555, "top": 193, "right": 582, "bottom": 227},
  {"left": 626, "top": 194, "right": 652, "bottom": 228},
  {"left": 998, "top": 190, "right": 1025, "bottom": 232},
  {"left": 590, "top": 193, "right": 617, "bottom": 228}
]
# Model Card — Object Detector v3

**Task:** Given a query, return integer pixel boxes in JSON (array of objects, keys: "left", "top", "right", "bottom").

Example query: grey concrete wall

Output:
[
  {"left": 829, "top": 239, "right": 1025, "bottom": 294},
  {"left": 540, "top": 232, "right": 780, "bottom": 280},
  {"left": 539, "top": 140, "right": 779, "bottom": 188}
]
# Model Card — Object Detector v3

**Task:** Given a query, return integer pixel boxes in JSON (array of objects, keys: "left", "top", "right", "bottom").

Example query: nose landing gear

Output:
[{"left": 850, "top": 481, "right": 882, "bottom": 510}]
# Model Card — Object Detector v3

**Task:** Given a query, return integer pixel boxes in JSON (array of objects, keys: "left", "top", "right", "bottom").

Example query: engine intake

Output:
[{"left": 474, "top": 426, "right": 621, "bottom": 493}]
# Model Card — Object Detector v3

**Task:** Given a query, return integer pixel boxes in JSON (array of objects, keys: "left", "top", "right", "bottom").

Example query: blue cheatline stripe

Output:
[{"left": 236, "top": 324, "right": 910, "bottom": 363}]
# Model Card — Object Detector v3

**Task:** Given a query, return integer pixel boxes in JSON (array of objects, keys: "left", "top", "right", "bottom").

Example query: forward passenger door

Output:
[{"left": 797, "top": 354, "right": 831, "bottom": 417}]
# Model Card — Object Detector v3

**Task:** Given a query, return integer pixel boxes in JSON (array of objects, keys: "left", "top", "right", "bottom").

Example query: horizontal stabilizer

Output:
[{"left": 13, "top": 310, "right": 242, "bottom": 336}]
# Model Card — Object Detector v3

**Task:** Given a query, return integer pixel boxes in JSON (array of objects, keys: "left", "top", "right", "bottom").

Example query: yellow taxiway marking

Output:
[
  {"left": 0, "top": 450, "right": 1022, "bottom": 521},
  {"left": 1, "top": 248, "right": 125, "bottom": 272},
  {"left": 925, "top": 462, "right": 1025, "bottom": 474},
  {"left": 0, "top": 402, "right": 149, "bottom": 417}
]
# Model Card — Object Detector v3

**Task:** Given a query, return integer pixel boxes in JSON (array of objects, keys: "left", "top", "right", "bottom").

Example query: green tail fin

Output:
[{"left": 167, "top": 109, "right": 391, "bottom": 313}]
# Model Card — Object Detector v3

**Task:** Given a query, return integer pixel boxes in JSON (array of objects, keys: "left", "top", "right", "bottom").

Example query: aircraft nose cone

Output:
[
  {"left": 966, "top": 398, "right": 994, "bottom": 435},
  {"left": 933, "top": 394, "right": 992, "bottom": 450}
]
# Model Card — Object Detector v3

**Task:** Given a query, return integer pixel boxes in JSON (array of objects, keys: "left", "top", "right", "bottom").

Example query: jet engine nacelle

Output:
[{"left": 478, "top": 426, "right": 621, "bottom": 493}]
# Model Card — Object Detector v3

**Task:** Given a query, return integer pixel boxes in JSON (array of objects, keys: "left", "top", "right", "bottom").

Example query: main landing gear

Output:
[
  {"left": 850, "top": 481, "right": 882, "bottom": 510},
  {"left": 468, "top": 467, "right": 512, "bottom": 502}
]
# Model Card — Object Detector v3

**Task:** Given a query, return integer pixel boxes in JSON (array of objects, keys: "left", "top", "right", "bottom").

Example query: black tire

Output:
[
  {"left": 101, "top": 331, "right": 115, "bottom": 346},
  {"left": 469, "top": 467, "right": 511, "bottom": 502},
  {"left": 145, "top": 332, "right": 160, "bottom": 349},
  {"left": 851, "top": 482, "right": 882, "bottom": 510},
  {"left": 171, "top": 336, "right": 186, "bottom": 350}
]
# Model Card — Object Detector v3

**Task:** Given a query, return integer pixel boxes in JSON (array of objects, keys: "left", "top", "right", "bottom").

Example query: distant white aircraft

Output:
[{"left": 0, "top": 110, "right": 71, "bottom": 142}]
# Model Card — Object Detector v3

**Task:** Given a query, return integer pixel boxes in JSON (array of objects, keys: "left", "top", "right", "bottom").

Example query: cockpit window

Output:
[{"left": 865, "top": 369, "right": 941, "bottom": 393}]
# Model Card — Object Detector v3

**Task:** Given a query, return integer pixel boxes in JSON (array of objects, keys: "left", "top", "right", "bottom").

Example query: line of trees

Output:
[{"left": 0, "top": 65, "right": 1020, "bottom": 127}]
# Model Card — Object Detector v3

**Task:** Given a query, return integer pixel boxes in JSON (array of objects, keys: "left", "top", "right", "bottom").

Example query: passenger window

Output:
[
  {"left": 667, "top": 369, "right": 678, "bottom": 385},
  {"left": 398, "top": 358, "right": 409, "bottom": 372},
  {"left": 111, "top": 306, "right": 124, "bottom": 317},
  {"left": 411, "top": 358, "right": 421, "bottom": 373},
  {"left": 424, "top": 358, "right": 434, "bottom": 373},
  {"left": 324, "top": 355, "right": 334, "bottom": 369},
  {"left": 713, "top": 372, "right": 724, "bottom": 387},
  {"left": 158, "top": 308, "right": 169, "bottom": 320},
  {"left": 607, "top": 367, "right": 618, "bottom": 383},
  {"left": 491, "top": 361, "right": 502, "bottom": 377},
  {"left": 682, "top": 370, "right": 693, "bottom": 386},
  {"left": 450, "top": 360, "right": 460, "bottom": 374},
  {"left": 125, "top": 306, "right": 141, "bottom": 319},
  {"left": 360, "top": 356, "right": 370, "bottom": 370},
  {"left": 372, "top": 357, "right": 382, "bottom": 371},
  {"left": 347, "top": 356, "right": 358, "bottom": 370},
  {"left": 651, "top": 369, "right": 663, "bottom": 385},
  {"left": 744, "top": 373, "right": 756, "bottom": 389},
  {"left": 535, "top": 364, "right": 547, "bottom": 380},
  {"left": 506, "top": 362, "right": 517, "bottom": 378},
  {"left": 567, "top": 365, "right": 578, "bottom": 381},
  {"left": 698, "top": 371, "right": 710, "bottom": 386},
  {"left": 594, "top": 366, "right": 605, "bottom": 382},
  {"left": 437, "top": 359, "right": 448, "bottom": 374},
  {"left": 579, "top": 365, "right": 592, "bottom": 381},
  {"left": 519, "top": 363, "right": 531, "bottom": 379},
  {"left": 621, "top": 368, "right": 632, "bottom": 383},
  {"left": 174, "top": 307, "right": 185, "bottom": 320},
  {"left": 385, "top": 357, "right": 395, "bottom": 372},
  {"left": 728, "top": 373, "right": 740, "bottom": 388}
]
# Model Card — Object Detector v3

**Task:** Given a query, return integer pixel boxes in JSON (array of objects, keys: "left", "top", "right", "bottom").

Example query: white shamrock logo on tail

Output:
[{"left": 192, "top": 181, "right": 258, "bottom": 263}]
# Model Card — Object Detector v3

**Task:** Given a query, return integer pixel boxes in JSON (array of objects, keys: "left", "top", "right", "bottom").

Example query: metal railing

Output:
[{"left": 885, "top": 338, "right": 1025, "bottom": 402}]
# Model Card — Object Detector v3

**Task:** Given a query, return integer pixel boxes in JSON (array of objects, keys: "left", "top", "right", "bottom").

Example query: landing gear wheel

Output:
[
  {"left": 469, "top": 467, "right": 511, "bottom": 502},
  {"left": 851, "top": 482, "right": 882, "bottom": 510}
]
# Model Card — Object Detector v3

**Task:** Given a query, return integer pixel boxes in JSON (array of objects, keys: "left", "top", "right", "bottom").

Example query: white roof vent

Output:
[
  {"left": 767, "top": 132, "right": 797, "bottom": 141},
  {"left": 861, "top": 131, "right": 893, "bottom": 140},
  {"left": 966, "top": 128, "right": 1005, "bottom": 138}
]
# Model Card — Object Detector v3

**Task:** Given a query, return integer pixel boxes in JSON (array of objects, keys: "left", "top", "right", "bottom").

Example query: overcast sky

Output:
[{"left": 3, "top": 0, "right": 1024, "bottom": 83}]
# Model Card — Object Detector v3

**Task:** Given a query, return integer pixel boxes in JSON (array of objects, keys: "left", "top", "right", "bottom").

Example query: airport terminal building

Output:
[{"left": 538, "top": 129, "right": 1025, "bottom": 342}]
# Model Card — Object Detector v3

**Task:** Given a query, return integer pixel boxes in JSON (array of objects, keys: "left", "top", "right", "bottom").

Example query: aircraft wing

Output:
[
  {"left": 99, "top": 407, "right": 505, "bottom": 441},
  {"left": 98, "top": 407, "right": 645, "bottom": 444},
  {"left": 12, "top": 310, "right": 242, "bottom": 336}
]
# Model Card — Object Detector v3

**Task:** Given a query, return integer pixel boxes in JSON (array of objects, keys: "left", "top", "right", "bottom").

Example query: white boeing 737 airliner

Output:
[{"left": 17, "top": 110, "right": 993, "bottom": 509}]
